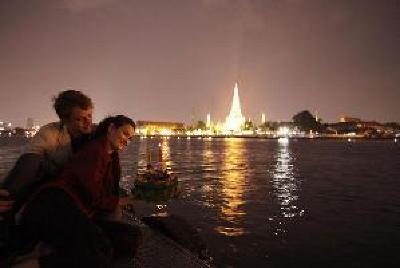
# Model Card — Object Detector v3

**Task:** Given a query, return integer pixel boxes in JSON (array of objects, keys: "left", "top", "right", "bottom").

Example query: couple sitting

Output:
[{"left": 1, "top": 90, "right": 140, "bottom": 267}]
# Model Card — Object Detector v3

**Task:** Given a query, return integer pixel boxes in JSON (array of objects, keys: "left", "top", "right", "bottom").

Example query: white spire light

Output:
[{"left": 224, "top": 82, "right": 246, "bottom": 133}]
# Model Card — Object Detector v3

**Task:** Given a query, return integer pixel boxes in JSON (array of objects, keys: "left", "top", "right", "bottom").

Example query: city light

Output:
[
  {"left": 159, "top": 129, "right": 172, "bottom": 136},
  {"left": 277, "top": 126, "right": 290, "bottom": 137}
]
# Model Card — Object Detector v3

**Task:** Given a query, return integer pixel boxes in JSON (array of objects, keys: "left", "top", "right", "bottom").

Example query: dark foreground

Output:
[{"left": 124, "top": 212, "right": 212, "bottom": 268}]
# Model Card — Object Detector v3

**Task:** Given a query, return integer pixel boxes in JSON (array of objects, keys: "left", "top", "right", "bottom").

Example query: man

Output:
[
  {"left": 0, "top": 90, "right": 94, "bottom": 267},
  {"left": 1, "top": 90, "right": 93, "bottom": 208}
]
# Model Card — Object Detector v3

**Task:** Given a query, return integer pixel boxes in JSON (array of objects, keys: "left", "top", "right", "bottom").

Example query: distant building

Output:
[
  {"left": 356, "top": 121, "right": 390, "bottom": 137},
  {"left": 327, "top": 120, "right": 393, "bottom": 137},
  {"left": 136, "top": 120, "right": 185, "bottom": 135},
  {"left": 340, "top": 116, "right": 361, "bottom": 123},
  {"left": 0, "top": 121, "right": 12, "bottom": 131},
  {"left": 261, "top": 113, "right": 266, "bottom": 124},
  {"left": 26, "top": 117, "right": 34, "bottom": 129},
  {"left": 327, "top": 122, "right": 358, "bottom": 134},
  {"left": 13, "top": 127, "right": 26, "bottom": 137}
]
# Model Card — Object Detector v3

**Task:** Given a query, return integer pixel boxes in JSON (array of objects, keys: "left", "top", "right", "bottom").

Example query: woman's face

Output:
[{"left": 107, "top": 123, "right": 135, "bottom": 151}]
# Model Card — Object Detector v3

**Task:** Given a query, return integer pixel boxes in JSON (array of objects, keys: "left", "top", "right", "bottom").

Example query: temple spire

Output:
[{"left": 224, "top": 82, "right": 245, "bottom": 132}]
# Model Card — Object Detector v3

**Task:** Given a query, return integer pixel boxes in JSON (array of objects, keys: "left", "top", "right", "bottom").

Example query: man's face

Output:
[{"left": 66, "top": 106, "right": 93, "bottom": 136}]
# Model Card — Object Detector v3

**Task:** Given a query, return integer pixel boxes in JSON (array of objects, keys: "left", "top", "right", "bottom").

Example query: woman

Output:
[{"left": 19, "top": 115, "right": 138, "bottom": 268}]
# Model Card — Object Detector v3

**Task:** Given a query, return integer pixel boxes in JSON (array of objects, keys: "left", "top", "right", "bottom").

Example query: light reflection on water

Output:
[
  {"left": 160, "top": 137, "right": 172, "bottom": 169},
  {"left": 268, "top": 139, "right": 304, "bottom": 237},
  {"left": 200, "top": 139, "right": 217, "bottom": 208},
  {"left": 136, "top": 138, "right": 173, "bottom": 172},
  {"left": 215, "top": 138, "right": 247, "bottom": 236},
  {"left": 273, "top": 140, "right": 303, "bottom": 216}
]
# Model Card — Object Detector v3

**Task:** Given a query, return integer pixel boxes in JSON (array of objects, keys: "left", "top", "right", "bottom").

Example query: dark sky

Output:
[{"left": 1, "top": 0, "right": 399, "bottom": 127}]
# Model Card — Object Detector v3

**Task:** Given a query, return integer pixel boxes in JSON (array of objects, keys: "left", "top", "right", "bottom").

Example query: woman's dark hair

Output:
[
  {"left": 53, "top": 90, "right": 93, "bottom": 121},
  {"left": 94, "top": 115, "right": 136, "bottom": 138}
]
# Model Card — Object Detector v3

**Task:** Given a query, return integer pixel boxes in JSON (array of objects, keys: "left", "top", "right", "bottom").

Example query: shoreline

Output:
[
  {"left": 138, "top": 134, "right": 398, "bottom": 140},
  {"left": 0, "top": 135, "right": 398, "bottom": 143}
]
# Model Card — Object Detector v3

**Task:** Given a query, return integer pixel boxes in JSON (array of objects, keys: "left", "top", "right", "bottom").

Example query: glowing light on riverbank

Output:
[
  {"left": 277, "top": 127, "right": 290, "bottom": 137},
  {"left": 159, "top": 129, "right": 172, "bottom": 136}
]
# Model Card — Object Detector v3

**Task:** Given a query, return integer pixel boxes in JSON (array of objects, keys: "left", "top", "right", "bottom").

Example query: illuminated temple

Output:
[{"left": 224, "top": 82, "right": 245, "bottom": 133}]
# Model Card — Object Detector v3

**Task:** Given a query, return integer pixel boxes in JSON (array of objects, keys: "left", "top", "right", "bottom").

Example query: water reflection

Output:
[
  {"left": 200, "top": 140, "right": 217, "bottom": 208},
  {"left": 270, "top": 140, "right": 304, "bottom": 236},
  {"left": 136, "top": 138, "right": 173, "bottom": 171},
  {"left": 0, "top": 146, "right": 25, "bottom": 182},
  {"left": 137, "top": 138, "right": 151, "bottom": 170},
  {"left": 160, "top": 137, "right": 172, "bottom": 170},
  {"left": 216, "top": 138, "right": 247, "bottom": 237}
]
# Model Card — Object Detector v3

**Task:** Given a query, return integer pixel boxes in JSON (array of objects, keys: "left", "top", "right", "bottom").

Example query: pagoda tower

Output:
[{"left": 224, "top": 82, "right": 245, "bottom": 132}]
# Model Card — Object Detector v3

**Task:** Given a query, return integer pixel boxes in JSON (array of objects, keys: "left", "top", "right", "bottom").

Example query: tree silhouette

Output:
[
  {"left": 195, "top": 120, "right": 206, "bottom": 130},
  {"left": 293, "top": 110, "right": 321, "bottom": 132},
  {"left": 244, "top": 120, "right": 254, "bottom": 130}
]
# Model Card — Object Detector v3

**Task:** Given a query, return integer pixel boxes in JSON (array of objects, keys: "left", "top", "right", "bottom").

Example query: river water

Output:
[{"left": 1, "top": 137, "right": 399, "bottom": 267}]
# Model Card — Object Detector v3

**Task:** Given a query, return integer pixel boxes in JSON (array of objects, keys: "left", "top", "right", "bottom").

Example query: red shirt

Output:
[{"left": 24, "top": 137, "right": 120, "bottom": 217}]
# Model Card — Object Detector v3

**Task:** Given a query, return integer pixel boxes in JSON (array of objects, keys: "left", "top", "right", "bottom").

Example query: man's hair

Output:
[
  {"left": 94, "top": 115, "right": 135, "bottom": 139},
  {"left": 53, "top": 90, "right": 93, "bottom": 120}
]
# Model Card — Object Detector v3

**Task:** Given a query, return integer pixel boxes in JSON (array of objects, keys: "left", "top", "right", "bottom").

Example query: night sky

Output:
[{"left": 1, "top": 0, "right": 399, "bottom": 127}]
